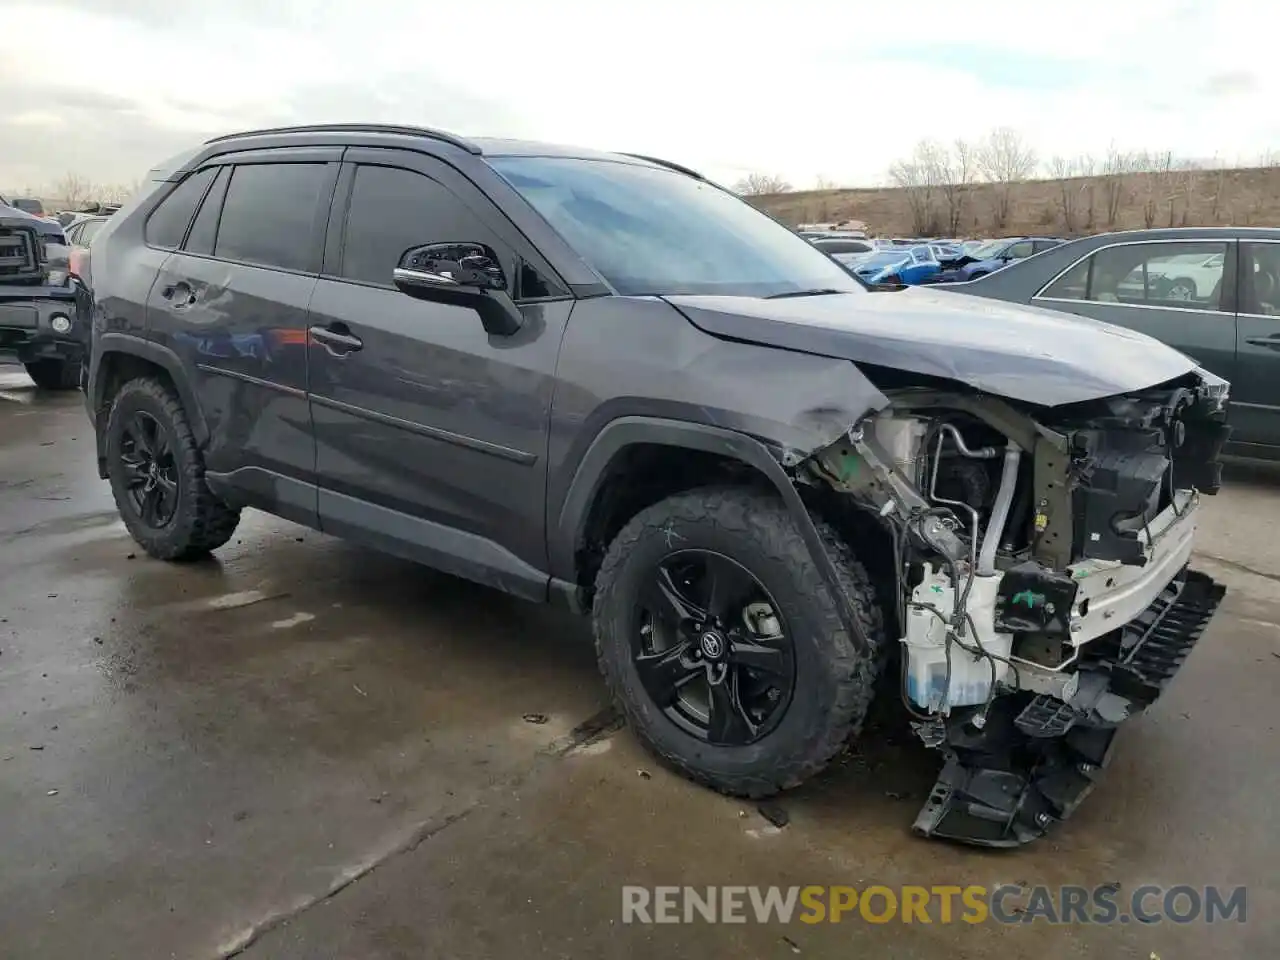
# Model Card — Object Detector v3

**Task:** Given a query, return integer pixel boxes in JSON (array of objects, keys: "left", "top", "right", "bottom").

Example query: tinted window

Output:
[
  {"left": 145, "top": 166, "right": 216, "bottom": 249},
  {"left": 1041, "top": 241, "right": 1228, "bottom": 310},
  {"left": 490, "top": 156, "right": 863, "bottom": 298},
  {"left": 1242, "top": 243, "right": 1280, "bottom": 315},
  {"left": 214, "top": 163, "right": 327, "bottom": 272},
  {"left": 185, "top": 167, "right": 230, "bottom": 256},
  {"left": 340, "top": 164, "right": 501, "bottom": 288},
  {"left": 1006, "top": 241, "right": 1034, "bottom": 259}
]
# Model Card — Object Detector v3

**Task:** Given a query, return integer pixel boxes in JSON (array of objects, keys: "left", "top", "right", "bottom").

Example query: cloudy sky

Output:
[{"left": 2, "top": 0, "right": 1275, "bottom": 194}]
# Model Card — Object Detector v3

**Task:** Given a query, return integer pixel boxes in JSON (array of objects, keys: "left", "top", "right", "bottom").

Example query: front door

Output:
[
  {"left": 306, "top": 150, "right": 572, "bottom": 599},
  {"left": 1232, "top": 240, "right": 1280, "bottom": 451}
]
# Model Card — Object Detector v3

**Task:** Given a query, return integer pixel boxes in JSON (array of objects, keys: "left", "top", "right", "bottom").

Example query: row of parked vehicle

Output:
[{"left": 804, "top": 231, "right": 1067, "bottom": 285}]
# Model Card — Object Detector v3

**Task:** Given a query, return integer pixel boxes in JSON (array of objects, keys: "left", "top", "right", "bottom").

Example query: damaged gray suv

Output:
[{"left": 82, "top": 125, "right": 1229, "bottom": 846}]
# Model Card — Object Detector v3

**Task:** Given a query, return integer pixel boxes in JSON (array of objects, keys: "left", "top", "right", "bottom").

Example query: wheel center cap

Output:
[{"left": 699, "top": 630, "right": 726, "bottom": 660}]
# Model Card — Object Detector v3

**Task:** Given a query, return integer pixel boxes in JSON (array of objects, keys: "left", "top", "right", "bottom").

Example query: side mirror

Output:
[{"left": 392, "top": 242, "right": 524, "bottom": 336}]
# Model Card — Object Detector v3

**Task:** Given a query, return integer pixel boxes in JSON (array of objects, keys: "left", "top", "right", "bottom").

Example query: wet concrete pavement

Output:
[{"left": 0, "top": 366, "right": 1276, "bottom": 959}]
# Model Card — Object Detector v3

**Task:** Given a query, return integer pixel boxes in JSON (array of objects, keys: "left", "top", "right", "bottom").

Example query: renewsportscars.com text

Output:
[{"left": 621, "top": 884, "right": 1247, "bottom": 925}]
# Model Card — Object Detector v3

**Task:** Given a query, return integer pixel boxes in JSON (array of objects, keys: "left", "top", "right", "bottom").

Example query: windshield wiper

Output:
[{"left": 765, "top": 288, "right": 847, "bottom": 300}]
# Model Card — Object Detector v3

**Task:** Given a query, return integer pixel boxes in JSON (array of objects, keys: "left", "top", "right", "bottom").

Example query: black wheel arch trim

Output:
[
  {"left": 551, "top": 415, "right": 870, "bottom": 656},
  {"left": 91, "top": 333, "right": 209, "bottom": 478}
]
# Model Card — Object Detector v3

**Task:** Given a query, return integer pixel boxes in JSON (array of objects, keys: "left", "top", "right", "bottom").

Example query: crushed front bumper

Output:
[{"left": 912, "top": 567, "right": 1225, "bottom": 847}]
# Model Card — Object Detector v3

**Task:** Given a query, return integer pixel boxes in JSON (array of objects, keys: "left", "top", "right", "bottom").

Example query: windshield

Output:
[{"left": 489, "top": 156, "right": 864, "bottom": 298}]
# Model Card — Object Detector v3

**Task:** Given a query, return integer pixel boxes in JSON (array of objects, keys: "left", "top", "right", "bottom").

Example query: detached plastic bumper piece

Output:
[{"left": 912, "top": 568, "right": 1224, "bottom": 847}]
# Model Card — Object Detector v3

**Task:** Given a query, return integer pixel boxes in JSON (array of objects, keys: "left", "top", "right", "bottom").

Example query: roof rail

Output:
[
  {"left": 619, "top": 152, "right": 705, "bottom": 180},
  {"left": 205, "top": 123, "right": 482, "bottom": 155}
]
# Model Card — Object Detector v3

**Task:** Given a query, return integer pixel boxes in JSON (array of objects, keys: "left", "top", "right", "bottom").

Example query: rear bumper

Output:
[
  {"left": 0, "top": 290, "right": 83, "bottom": 364},
  {"left": 913, "top": 567, "right": 1225, "bottom": 847}
]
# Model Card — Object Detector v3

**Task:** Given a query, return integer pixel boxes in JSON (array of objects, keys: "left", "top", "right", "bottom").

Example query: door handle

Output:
[
  {"left": 309, "top": 324, "right": 364, "bottom": 356},
  {"left": 1244, "top": 336, "right": 1280, "bottom": 351},
  {"left": 162, "top": 282, "right": 198, "bottom": 308}
]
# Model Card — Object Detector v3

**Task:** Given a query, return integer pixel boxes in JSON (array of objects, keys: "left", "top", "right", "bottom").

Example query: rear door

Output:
[
  {"left": 1232, "top": 239, "right": 1280, "bottom": 449},
  {"left": 1032, "top": 238, "right": 1238, "bottom": 384},
  {"left": 146, "top": 149, "right": 339, "bottom": 525}
]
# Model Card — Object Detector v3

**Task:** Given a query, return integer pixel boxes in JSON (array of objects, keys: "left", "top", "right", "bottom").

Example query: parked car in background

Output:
[
  {"left": 7, "top": 197, "right": 48, "bottom": 219},
  {"left": 944, "top": 227, "right": 1280, "bottom": 458},
  {"left": 63, "top": 215, "right": 108, "bottom": 284},
  {"left": 931, "top": 236, "right": 1064, "bottom": 282},
  {"left": 849, "top": 245, "right": 941, "bottom": 285},
  {"left": 0, "top": 198, "right": 82, "bottom": 389}
]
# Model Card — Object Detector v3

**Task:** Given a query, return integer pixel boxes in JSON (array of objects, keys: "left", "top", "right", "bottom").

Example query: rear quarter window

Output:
[{"left": 144, "top": 167, "right": 217, "bottom": 250}]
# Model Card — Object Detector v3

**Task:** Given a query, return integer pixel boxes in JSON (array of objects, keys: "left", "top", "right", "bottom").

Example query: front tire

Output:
[
  {"left": 593, "top": 486, "right": 886, "bottom": 798},
  {"left": 105, "top": 377, "right": 241, "bottom": 560},
  {"left": 25, "top": 358, "right": 80, "bottom": 391}
]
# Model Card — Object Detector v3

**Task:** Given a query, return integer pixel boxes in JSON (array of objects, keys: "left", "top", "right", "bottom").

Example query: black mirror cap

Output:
[
  {"left": 394, "top": 242, "right": 508, "bottom": 293},
  {"left": 393, "top": 242, "right": 523, "bottom": 337}
]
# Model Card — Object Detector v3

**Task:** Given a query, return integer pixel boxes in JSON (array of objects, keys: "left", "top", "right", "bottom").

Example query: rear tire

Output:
[
  {"left": 592, "top": 485, "right": 886, "bottom": 798},
  {"left": 25, "top": 358, "right": 80, "bottom": 391},
  {"left": 105, "top": 377, "right": 241, "bottom": 561}
]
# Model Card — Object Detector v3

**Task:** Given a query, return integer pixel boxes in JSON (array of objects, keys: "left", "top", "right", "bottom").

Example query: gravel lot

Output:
[{"left": 1, "top": 366, "right": 1275, "bottom": 959}]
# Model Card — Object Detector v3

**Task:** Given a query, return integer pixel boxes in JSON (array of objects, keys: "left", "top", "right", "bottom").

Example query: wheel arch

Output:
[
  {"left": 91, "top": 334, "right": 207, "bottom": 479},
  {"left": 550, "top": 416, "right": 872, "bottom": 656}
]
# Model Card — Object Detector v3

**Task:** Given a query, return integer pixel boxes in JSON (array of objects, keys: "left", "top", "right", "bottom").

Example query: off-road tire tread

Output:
[
  {"left": 25, "top": 359, "right": 80, "bottom": 391},
  {"left": 593, "top": 485, "right": 886, "bottom": 798},
  {"left": 107, "top": 377, "right": 240, "bottom": 561}
]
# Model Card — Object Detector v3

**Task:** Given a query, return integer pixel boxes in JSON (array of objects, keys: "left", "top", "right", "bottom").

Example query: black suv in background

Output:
[
  {"left": 82, "top": 124, "right": 1229, "bottom": 846},
  {"left": 0, "top": 196, "right": 82, "bottom": 389}
]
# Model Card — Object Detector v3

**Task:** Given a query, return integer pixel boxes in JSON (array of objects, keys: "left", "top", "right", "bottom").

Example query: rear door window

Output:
[
  {"left": 1040, "top": 241, "right": 1229, "bottom": 310},
  {"left": 214, "top": 163, "right": 329, "bottom": 272},
  {"left": 145, "top": 167, "right": 217, "bottom": 249}
]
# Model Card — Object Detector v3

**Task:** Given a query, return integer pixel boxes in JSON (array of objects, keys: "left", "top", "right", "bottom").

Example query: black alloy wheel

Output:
[
  {"left": 633, "top": 549, "right": 796, "bottom": 746},
  {"left": 118, "top": 410, "right": 179, "bottom": 529}
]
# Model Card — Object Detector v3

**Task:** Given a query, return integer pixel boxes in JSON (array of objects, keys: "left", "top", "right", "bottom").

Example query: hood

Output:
[
  {"left": 0, "top": 203, "right": 64, "bottom": 239},
  {"left": 664, "top": 286, "right": 1199, "bottom": 407}
]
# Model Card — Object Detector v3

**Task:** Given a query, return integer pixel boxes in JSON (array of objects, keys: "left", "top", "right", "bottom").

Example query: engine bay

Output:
[{"left": 800, "top": 367, "right": 1230, "bottom": 845}]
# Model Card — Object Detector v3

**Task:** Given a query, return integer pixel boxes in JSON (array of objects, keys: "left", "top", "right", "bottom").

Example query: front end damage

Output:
[{"left": 800, "top": 369, "right": 1230, "bottom": 847}]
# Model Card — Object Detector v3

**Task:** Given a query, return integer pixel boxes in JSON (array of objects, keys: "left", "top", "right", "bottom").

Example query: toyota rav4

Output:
[{"left": 81, "top": 125, "right": 1229, "bottom": 846}]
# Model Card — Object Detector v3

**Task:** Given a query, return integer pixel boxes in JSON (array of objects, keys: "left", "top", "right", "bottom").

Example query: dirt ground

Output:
[{"left": 0, "top": 367, "right": 1275, "bottom": 959}]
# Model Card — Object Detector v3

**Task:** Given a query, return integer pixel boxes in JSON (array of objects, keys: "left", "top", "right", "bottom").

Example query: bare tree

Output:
[
  {"left": 935, "top": 139, "right": 977, "bottom": 235},
  {"left": 52, "top": 173, "right": 92, "bottom": 210},
  {"left": 814, "top": 175, "right": 839, "bottom": 191},
  {"left": 888, "top": 140, "right": 947, "bottom": 234},
  {"left": 976, "top": 128, "right": 1037, "bottom": 230},
  {"left": 95, "top": 180, "right": 142, "bottom": 205},
  {"left": 1100, "top": 144, "right": 1136, "bottom": 227},
  {"left": 1047, "top": 155, "right": 1080, "bottom": 232},
  {"left": 733, "top": 173, "right": 792, "bottom": 196}
]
